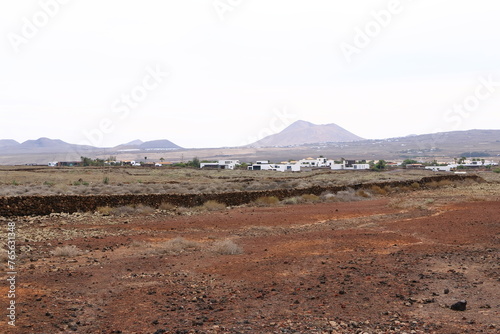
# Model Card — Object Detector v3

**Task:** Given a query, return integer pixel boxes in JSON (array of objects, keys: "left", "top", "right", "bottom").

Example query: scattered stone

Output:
[{"left": 450, "top": 300, "right": 467, "bottom": 311}]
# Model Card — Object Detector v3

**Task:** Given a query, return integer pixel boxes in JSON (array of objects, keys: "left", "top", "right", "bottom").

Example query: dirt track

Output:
[{"left": 1, "top": 187, "right": 499, "bottom": 333}]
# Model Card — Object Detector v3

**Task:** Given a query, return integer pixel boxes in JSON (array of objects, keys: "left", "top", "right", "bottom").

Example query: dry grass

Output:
[
  {"left": 159, "top": 202, "right": 176, "bottom": 211},
  {"left": 356, "top": 189, "right": 371, "bottom": 198},
  {"left": 254, "top": 196, "right": 280, "bottom": 207},
  {"left": 201, "top": 200, "right": 226, "bottom": 211},
  {"left": 157, "top": 237, "right": 201, "bottom": 255},
  {"left": 52, "top": 245, "right": 81, "bottom": 257},
  {"left": 281, "top": 196, "right": 304, "bottom": 205},
  {"left": 388, "top": 198, "right": 435, "bottom": 210},
  {"left": 410, "top": 182, "right": 421, "bottom": 189},
  {"left": 211, "top": 239, "right": 243, "bottom": 255},
  {"left": 96, "top": 206, "right": 113, "bottom": 216},
  {"left": 0, "top": 166, "right": 447, "bottom": 197},
  {"left": 371, "top": 185, "right": 388, "bottom": 195},
  {"left": 301, "top": 194, "right": 320, "bottom": 203},
  {"left": 99, "top": 204, "right": 156, "bottom": 216}
]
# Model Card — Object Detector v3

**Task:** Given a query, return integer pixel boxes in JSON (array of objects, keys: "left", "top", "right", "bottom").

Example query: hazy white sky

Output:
[{"left": 1, "top": 0, "right": 499, "bottom": 148}]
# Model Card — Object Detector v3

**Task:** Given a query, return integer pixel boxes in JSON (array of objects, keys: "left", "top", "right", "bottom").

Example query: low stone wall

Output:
[{"left": 0, "top": 174, "right": 482, "bottom": 217}]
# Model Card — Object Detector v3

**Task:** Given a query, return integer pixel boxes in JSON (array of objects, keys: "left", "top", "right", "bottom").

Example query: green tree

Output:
[
  {"left": 401, "top": 159, "right": 418, "bottom": 167},
  {"left": 372, "top": 160, "right": 387, "bottom": 171}
]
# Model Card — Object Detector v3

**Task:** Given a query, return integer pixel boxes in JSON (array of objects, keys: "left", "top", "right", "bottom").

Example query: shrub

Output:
[
  {"left": 111, "top": 205, "right": 137, "bottom": 216},
  {"left": 371, "top": 185, "right": 388, "bottom": 195},
  {"left": 134, "top": 204, "right": 155, "bottom": 215},
  {"left": 494, "top": 168, "right": 500, "bottom": 173},
  {"left": 52, "top": 245, "right": 81, "bottom": 257},
  {"left": 103, "top": 176, "right": 110, "bottom": 184},
  {"left": 437, "top": 179, "right": 453, "bottom": 187},
  {"left": 282, "top": 196, "right": 303, "bottom": 205},
  {"left": 129, "top": 240, "right": 150, "bottom": 248},
  {"left": 254, "top": 196, "right": 280, "bottom": 207},
  {"left": 410, "top": 182, "right": 420, "bottom": 189},
  {"left": 96, "top": 206, "right": 113, "bottom": 216},
  {"left": 426, "top": 181, "right": 439, "bottom": 189},
  {"left": 159, "top": 202, "right": 176, "bottom": 211},
  {"left": 158, "top": 237, "right": 201, "bottom": 254},
  {"left": 202, "top": 200, "right": 226, "bottom": 211},
  {"left": 329, "top": 188, "right": 361, "bottom": 202},
  {"left": 301, "top": 194, "right": 320, "bottom": 202},
  {"left": 356, "top": 189, "right": 371, "bottom": 198},
  {"left": 212, "top": 239, "right": 243, "bottom": 255}
]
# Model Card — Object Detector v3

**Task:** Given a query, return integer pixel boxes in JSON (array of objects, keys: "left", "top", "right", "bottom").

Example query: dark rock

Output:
[{"left": 450, "top": 300, "right": 467, "bottom": 311}]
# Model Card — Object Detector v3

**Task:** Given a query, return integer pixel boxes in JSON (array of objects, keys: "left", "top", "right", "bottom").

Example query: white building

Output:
[
  {"left": 275, "top": 164, "right": 301, "bottom": 172},
  {"left": 331, "top": 160, "right": 370, "bottom": 170},
  {"left": 425, "top": 165, "right": 452, "bottom": 172},
  {"left": 247, "top": 163, "right": 278, "bottom": 171},
  {"left": 247, "top": 162, "right": 301, "bottom": 172},
  {"left": 200, "top": 160, "right": 240, "bottom": 170},
  {"left": 297, "top": 157, "right": 329, "bottom": 168}
]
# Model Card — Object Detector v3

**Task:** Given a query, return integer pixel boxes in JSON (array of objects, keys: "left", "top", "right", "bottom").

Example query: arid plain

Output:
[{"left": 0, "top": 167, "right": 499, "bottom": 333}]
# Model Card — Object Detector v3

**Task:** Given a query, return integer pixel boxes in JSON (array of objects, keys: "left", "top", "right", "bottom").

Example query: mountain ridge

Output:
[{"left": 248, "top": 120, "right": 364, "bottom": 147}]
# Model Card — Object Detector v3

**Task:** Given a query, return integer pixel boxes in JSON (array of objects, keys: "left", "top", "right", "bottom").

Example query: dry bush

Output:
[
  {"left": 212, "top": 239, "right": 243, "bottom": 255},
  {"left": 325, "top": 189, "right": 363, "bottom": 202},
  {"left": 388, "top": 198, "right": 434, "bottom": 210},
  {"left": 282, "top": 196, "right": 303, "bottom": 205},
  {"left": 159, "top": 202, "right": 176, "bottom": 211},
  {"left": 134, "top": 204, "right": 156, "bottom": 215},
  {"left": 356, "top": 189, "right": 371, "bottom": 198},
  {"left": 371, "top": 185, "right": 388, "bottom": 195},
  {"left": 52, "top": 245, "right": 81, "bottom": 257},
  {"left": 301, "top": 194, "right": 320, "bottom": 203},
  {"left": 129, "top": 240, "right": 151, "bottom": 248},
  {"left": 202, "top": 200, "right": 226, "bottom": 211},
  {"left": 254, "top": 196, "right": 280, "bottom": 207},
  {"left": 410, "top": 182, "right": 420, "bottom": 189},
  {"left": 111, "top": 205, "right": 137, "bottom": 216},
  {"left": 426, "top": 181, "right": 439, "bottom": 189},
  {"left": 96, "top": 206, "right": 113, "bottom": 216},
  {"left": 437, "top": 179, "right": 453, "bottom": 187},
  {"left": 158, "top": 237, "right": 201, "bottom": 254}
]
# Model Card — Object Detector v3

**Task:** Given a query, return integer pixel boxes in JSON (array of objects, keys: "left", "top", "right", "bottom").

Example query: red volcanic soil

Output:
[{"left": 1, "top": 199, "right": 498, "bottom": 333}]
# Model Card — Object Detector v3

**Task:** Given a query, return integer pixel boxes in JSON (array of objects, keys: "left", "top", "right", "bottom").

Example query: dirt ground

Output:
[{"left": 1, "top": 182, "right": 499, "bottom": 333}]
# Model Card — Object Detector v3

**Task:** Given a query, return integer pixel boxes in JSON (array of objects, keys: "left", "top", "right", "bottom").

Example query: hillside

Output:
[{"left": 249, "top": 120, "right": 364, "bottom": 147}]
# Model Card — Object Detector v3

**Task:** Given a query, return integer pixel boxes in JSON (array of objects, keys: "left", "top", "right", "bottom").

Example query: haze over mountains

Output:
[{"left": 0, "top": 121, "right": 499, "bottom": 165}]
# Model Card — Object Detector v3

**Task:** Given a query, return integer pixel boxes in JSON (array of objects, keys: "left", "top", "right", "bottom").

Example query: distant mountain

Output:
[
  {"left": 20, "top": 137, "right": 77, "bottom": 149},
  {"left": 0, "top": 139, "right": 19, "bottom": 148},
  {"left": 114, "top": 139, "right": 182, "bottom": 151},
  {"left": 249, "top": 120, "right": 364, "bottom": 147},
  {"left": 139, "top": 139, "right": 182, "bottom": 150},
  {"left": 124, "top": 139, "right": 144, "bottom": 146}
]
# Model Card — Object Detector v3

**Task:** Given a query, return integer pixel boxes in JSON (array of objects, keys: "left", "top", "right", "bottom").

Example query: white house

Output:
[
  {"left": 200, "top": 160, "right": 240, "bottom": 170},
  {"left": 275, "top": 163, "right": 301, "bottom": 172},
  {"left": 297, "top": 157, "right": 329, "bottom": 168},
  {"left": 331, "top": 160, "right": 370, "bottom": 170},
  {"left": 248, "top": 163, "right": 301, "bottom": 172},
  {"left": 425, "top": 165, "right": 452, "bottom": 172},
  {"left": 247, "top": 163, "right": 278, "bottom": 171}
]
